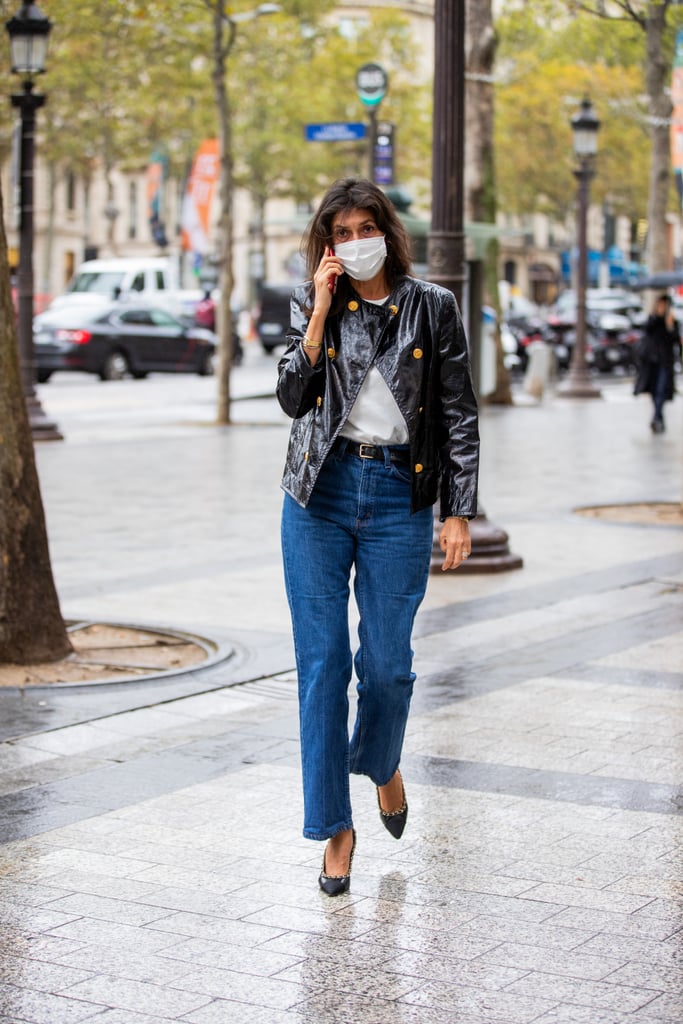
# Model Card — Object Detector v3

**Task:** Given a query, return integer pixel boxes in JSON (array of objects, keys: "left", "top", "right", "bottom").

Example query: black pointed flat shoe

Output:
[
  {"left": 377, "top": 771, "right": 408, "bottom": 840},
  {"left": 318, "top": 829, "right": 356, "bottom": 897}
]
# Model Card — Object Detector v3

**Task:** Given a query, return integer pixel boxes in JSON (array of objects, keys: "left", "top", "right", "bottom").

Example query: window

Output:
[
  {"left": 119, "top": 310, "right": 153, "bottom": 326},
  {"left": 68, "top": 271, "right": 125, "bottom": 295},
  {"left": 150, "top": 309, "right": 178, "bottom": 327}
]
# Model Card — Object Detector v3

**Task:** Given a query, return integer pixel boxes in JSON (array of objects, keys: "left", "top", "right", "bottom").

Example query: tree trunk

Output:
[
  {"left": 214, "top": 0, "right": 234, "bottom": 426},
  {"left": 0, "top": 182, "right": 72, "bottom": 664},
  {"left": 645, "top": 1, "right": 672, "bottom": 274},
  {"left": 466, "top": 0, "right": 512, "bottom": 404}
]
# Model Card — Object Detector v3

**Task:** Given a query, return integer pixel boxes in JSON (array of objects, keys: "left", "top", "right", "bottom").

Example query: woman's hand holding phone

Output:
[
  {"left": 313, "top": 248, "right": 342, "bottom": 314},
  {"left": 303, "top": 248, "right": 342, "bottom": 366}
]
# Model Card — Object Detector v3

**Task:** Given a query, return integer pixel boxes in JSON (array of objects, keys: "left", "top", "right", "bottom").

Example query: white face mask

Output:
[{"left": 334, "top": 236, "right": 387, "bottom": 281}]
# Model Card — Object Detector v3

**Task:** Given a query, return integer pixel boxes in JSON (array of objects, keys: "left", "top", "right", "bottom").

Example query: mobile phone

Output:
[{"left": 328, "top": 246, "right": 337, "bottom": 294}]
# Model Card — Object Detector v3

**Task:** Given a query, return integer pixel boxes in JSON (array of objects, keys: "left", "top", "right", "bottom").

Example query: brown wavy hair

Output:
[{"left": 301, "top": 178, "right": 413, "bottom": 312}]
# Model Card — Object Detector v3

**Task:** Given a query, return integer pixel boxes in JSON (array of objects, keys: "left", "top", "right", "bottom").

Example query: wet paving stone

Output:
[{"left": 1, "top": 385, "right": 682, "bottom": 1023}]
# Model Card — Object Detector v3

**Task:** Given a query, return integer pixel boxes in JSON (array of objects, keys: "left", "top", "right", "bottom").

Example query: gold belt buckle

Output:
[{"left": 358, "top": 443, "right": 375, "bottom": 459}]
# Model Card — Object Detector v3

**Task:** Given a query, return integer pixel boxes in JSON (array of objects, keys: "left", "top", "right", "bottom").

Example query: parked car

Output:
[
  {"left": 34, "top": 304, "right": 216, "bottom": 382},
  {"left": 551, "top": 288, "right": 645, "bottom": 327},
  {"left": 254, "top": 283, "right": 295, "bottom": 353}
]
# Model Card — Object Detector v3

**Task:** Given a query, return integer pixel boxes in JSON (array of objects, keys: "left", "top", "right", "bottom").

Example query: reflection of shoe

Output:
[
  {"left": 377, "top": 771, "right": 408, "bottom": 840},
  {"left": 318, "top": 830, "right": 356, "bottom": 897}
]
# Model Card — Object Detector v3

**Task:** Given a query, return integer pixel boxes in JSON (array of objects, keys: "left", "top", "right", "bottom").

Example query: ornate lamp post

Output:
[
  {"left": 6, "top": 1, "right": 62, "bottom": 440},
  {"left": 558, "top": 96, "right": 602, "bottom": 400},
  {"left": 427, "top": 0, "right": 521, "bottom": 573}
]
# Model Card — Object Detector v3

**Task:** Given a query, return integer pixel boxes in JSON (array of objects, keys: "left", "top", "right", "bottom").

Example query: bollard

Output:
[{"left": 523, "top": 340, "right": 553, "bottom": 399}]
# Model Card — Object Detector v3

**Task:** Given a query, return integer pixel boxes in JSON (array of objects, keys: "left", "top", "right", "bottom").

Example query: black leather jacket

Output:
[{"left": 276, "top": 275, "right": 479, "bottom": 520}]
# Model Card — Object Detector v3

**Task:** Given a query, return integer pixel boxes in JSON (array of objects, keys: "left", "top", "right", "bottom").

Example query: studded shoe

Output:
[
  {"left": 318, "top": 829, "right": 356, "bottom": 897},
  {"left": 377, "top": 771, "right": 408, "bottom": 840}
]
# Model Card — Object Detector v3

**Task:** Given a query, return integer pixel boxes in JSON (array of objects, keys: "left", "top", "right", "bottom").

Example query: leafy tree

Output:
[
  {"left": 571, "top": 0, "right": 682, "bottom": 273},
  {"left": 496, "top": 0, "right": 683, "bottom": 272},
  {"left": 229, "top": 7, "right": 432, "bottom": 269},
  {"left": 230, "top": 8, "right": 431, "bottom": 202},
  {"left": 496, "top": 57, "right": 648, "bottom": 221},
  {"left": 195, "top": 0, "right": 431, "bottom": 422}
]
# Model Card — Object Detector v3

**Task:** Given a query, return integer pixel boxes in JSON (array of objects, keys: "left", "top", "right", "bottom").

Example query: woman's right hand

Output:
[
  {"left": 300, "top": 248, "right": 342, "bottom": 365},
  {"left": 312, "top": 247, "right": 342, "bottom": 316}
]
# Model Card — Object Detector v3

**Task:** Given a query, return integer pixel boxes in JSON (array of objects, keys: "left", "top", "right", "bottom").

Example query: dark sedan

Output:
[{"left": 34, "top": 304, "right": 216, "bottom": 382}]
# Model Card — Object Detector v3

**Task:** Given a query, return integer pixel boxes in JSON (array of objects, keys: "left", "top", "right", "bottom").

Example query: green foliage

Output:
[
  {"left": 228, "top": 7, "right": 431, "bottom": 206},
  {"left": 494, "top": 0, "right": 670, "bottom": 221},
  {"left": 0, "top": 0, "right": 431, "bottom": 208},
  {"left": 3, "top": 0, "right": 679, "bottom": 234}
]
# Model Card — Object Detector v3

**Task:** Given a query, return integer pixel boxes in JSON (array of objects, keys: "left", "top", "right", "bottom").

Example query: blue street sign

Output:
[{"left": 305, "top": 122, "right": 367, "bottom": 142}]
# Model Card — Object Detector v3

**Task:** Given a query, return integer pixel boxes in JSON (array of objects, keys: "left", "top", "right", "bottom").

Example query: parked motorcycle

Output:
[{"left": 585, "top": 313, "right": 642, "bottom": 373}]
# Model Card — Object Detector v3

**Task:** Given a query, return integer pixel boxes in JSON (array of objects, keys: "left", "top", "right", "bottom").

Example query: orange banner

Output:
[
  {"left": 181, "top": 139, "right": 220, "bottom": 254},
  {"left": 671, "top": 31, "right": 683, "bottom": 207}
]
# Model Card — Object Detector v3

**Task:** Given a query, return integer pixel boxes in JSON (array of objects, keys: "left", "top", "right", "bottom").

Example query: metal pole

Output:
[
  {"left": 427, "top": 0, "right": 466, "bottom": 305},
  {"left": 558, "top": 160, "right": 601, "bottom": 398},
  {"left": 11, "top": 80, "right": 62, "bottom": 440},
  {"left": 427, "top": 0, "right": 522, "bottom": 574},
  {"left": 368, "top": 106, "right": 378, "bottom": 183}
]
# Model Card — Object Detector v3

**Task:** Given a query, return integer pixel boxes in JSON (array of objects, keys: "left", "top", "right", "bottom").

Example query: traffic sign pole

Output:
[
  {"left": 368, "top": 108, "right": 377, "bottom": 181},
  {"left": 356, "top": 63, "right": 388, "bottom": 184}
]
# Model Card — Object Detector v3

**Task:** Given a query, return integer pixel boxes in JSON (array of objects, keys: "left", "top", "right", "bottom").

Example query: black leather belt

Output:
[{"left": 336, "top": 439, "right": 410, "bottom": 466}]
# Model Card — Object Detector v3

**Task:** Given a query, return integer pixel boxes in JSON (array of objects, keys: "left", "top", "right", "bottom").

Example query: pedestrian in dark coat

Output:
[{"left": 634, "top": 294, "right": 681, "bottom": 432}]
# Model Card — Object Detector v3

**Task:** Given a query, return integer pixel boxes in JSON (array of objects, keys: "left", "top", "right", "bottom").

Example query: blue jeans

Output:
[{"left": 281, "top": 444, "right": 434, "bottom": 841}]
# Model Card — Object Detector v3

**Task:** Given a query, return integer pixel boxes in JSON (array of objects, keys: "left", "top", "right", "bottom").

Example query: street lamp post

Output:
[
  {"left": 427, "top": 0, "right": 521, "bottom": 574},
  {"left": 558, "top": 96, "right": 602, "bottom": 400},
  {"left": 426, "top": 0, "right": 466, "bottom": 304},
  {"left": 5, "top": 1, "right": 62, "bottom": 440}
]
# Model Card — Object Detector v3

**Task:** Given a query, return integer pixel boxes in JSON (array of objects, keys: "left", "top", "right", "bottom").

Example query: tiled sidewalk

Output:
[
  {"left": 1, "top": 553, "right": 681, "bottom": 1023},
  {"left": 0, "top": 367, "right": 681, "bottom": 1022}
]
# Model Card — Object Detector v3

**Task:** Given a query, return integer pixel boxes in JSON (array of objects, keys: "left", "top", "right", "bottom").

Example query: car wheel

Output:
[
  {"left": 197, "top": 350, "right": 215, "bottom": 376},
  {"left": 100, "top": 351, "right": 130, "bottom": 381},
  {"left": 37, "top": 370, "right": 52, "bottom": 383}
]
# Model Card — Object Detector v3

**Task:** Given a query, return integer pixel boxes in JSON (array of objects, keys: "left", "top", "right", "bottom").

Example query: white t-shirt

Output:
[{"left": 339, "top": 297, "right": 409, "bottom": 445}]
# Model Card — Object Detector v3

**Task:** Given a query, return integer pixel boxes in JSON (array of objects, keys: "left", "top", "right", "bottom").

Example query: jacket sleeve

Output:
[
  {"left": 435, "top": 292, "right": 480, "bottom": 521},
  {"left": 276, "top": 286, "right": 325, "bottom": 420}
]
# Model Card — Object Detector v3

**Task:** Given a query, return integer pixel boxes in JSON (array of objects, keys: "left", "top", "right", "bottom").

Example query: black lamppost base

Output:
[
  {"left": 430, "top": 512, "right": 523, "bottom": 574},
  {"left": 26, "top": 394, "right": 64, "bottom": 441}
]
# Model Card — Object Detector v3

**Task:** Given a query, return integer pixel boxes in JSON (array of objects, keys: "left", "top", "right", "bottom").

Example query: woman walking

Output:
[
  {"left": 277, "top": 178, "right": 479, "bottom": 896},
  {"left": 634, "top": 293, "right": 681, "bottom": 433}
]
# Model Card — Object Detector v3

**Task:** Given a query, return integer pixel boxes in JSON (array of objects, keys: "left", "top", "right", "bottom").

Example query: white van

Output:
[{"left": 48, "top": 257, "right": 203, "bottom": 319}]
